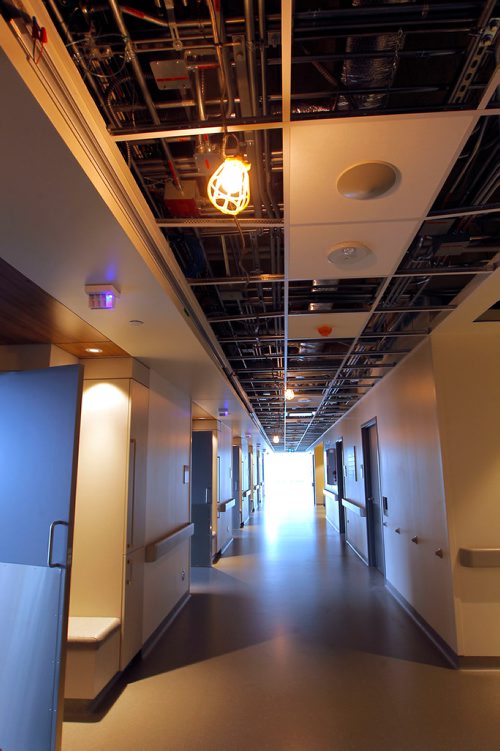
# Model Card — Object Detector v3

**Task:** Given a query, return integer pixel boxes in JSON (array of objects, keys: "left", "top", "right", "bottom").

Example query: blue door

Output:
[{"left": 0, "top": 365, "right": 83, "bottom": 751}]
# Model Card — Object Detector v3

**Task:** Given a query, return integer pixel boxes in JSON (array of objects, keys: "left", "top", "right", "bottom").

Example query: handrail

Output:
[
  {"left": 323, "top": 488, "right": 338, "bottom": 500},
  {"left": 341, "top": 498, "right": 367, "bottom": 517},
  {"left": 145, "top": 523, "right": 194, "bottom": 563},
  {"left": 459, "top": 548, "right": 500, "bottom": 568},
  {"left": 218, "top": 498, "right": 236, "bottom": 512}
]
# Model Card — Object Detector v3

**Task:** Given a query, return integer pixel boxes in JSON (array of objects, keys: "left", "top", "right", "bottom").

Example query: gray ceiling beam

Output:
[{"left": 208, "top": 305, "right": 453, "bottom": 323}]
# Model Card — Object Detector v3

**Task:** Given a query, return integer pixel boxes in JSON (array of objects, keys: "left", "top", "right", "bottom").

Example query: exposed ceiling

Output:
[{"left": 1, "top": 0, "right": 499, "bottom": 450}]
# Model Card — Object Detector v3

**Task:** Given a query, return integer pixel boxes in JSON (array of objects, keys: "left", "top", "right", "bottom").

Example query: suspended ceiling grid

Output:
[{"left": 3, "top": 0, "right": 499, "bottom": 450}]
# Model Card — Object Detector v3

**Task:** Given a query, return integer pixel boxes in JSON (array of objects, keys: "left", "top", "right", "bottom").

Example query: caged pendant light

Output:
[{"left": 207, "top": 134, "right": 251, "bottom": 216}]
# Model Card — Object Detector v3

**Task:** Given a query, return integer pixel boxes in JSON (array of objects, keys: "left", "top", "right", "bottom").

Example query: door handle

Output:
[{"left": 47, "top": 520, "right": 69, "bottom": 568}]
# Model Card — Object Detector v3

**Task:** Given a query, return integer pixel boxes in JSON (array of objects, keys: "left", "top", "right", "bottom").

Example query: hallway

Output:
[{"left": 63, "top": 498, "right": 500, "bottom": 751}]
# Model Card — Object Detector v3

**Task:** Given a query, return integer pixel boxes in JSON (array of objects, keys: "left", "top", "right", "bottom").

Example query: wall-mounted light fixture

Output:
[
  {"left": 207, "top": 134, "right": 251, "bottom": 216},
  {"left": 84, "top": 283, "right": 120, "bottom": 310}
]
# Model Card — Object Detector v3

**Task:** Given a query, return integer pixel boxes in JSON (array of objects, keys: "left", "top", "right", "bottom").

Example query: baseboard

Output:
[
  {"left": 64, "top": 668, "right": 124, "bottom": 721},
  {"left": 219, "top": 537, "right": 233, "bottom": 556},
  {"left": 345, "top": 538, "right": 369, "bottom": 566},
  {"left": 458, "top": 655, "right": 500, "bottom": 669},
  {"left": 140, "top": 591, "right": 191, "bottom": 661},
  {"left": 325, "top": 515, "right": 339, "bottom": 532},
  {"left": 385, "top": 582, "right": 459, "bottom": 669}
]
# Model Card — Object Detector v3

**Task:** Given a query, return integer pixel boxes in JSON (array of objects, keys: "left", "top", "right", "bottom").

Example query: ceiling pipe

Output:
[
  {"left": 258, "top": 0, "right": 281, "bottom": 217},
  {"left": 108, "top": 0, "right": 182, "bottom": 191},
  {"left": 45, "top": 0, "right": 164, "bottom": 219},
  {"left": 206, "top": 0, "right": 235, "bottom": 118},
  {"left": 243, "top": 0, "right": 275, "bottom": 218}
]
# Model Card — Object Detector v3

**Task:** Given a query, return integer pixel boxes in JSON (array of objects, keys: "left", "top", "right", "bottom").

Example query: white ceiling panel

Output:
[
  {"left": 288, "top": 113, "right": 475, "bottom": 226},
  {"left": 289, "top": 219, "right": 419, "bottom": 280},
  {"left": 288, "top": 312, "right": 370, "bottom": 340}
]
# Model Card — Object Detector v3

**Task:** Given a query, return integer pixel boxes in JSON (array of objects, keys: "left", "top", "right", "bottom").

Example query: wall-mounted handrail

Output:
[
  {"left": 218, "top": 498, "right": 236, "bottom": 512},
  {"left": 323, "top": 488, "right": 338, "bottom": 500},
  {"left": 341, "top": 498, "right": 367, "bottom": 517},
  {"left": 145, "top": 523, "right": 194, "bottom": 563},
  {"left": 459, "top": 548, "right": 500, "bottom": 567}
]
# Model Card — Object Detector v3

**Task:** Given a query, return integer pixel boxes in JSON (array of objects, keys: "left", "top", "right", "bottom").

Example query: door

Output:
[
  {"left": 362, "top": 420, "right": 385, "bottom": 575},
  {"left": 0, "top": 365, "right": 83, "bottom": 751},
  {"left": 191, "top": 431, "right": 213, "bottom": 566},
  {"left": 335, "top": 440, "right": 346, "bottom": 534},
  {"left": 232, "top": 445, "right": 241, "bottom": 530}
]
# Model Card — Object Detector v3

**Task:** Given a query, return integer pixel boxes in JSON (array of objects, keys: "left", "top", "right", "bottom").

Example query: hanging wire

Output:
[{"left": 65, "top": 34, "right": 128, "bottom": 79}]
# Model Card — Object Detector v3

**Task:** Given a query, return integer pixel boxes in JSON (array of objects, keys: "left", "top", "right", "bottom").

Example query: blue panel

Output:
[
  {"left": 191, "top": 431, "right": 213, "bottom": 505},
  {"left": 0, "top": 365, "right": 82, "bottom": 567},
  {"left": 0, "top": 562, "right": 64, "bottom": 751}
]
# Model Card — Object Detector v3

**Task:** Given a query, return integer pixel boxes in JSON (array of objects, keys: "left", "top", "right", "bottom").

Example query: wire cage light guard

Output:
[{"left": 207, "top": 156, "right": 251, "bottom": 216}]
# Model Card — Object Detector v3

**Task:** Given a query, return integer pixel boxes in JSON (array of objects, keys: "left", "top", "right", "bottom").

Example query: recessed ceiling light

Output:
[
  {"left": 337, "top": 161, "right": 400, "bottom": 200},
  {"left": 298, "top": 397, "right": 311, "bottom": 404},
  {"left": 129, "top": 319, "right": 144, "bottom": 326},
  {"left": 327, "top": 241, "right": 375, "bottom": 270},
  {"left": 85, "top": 347, "right": 103, "bottom": 354}
]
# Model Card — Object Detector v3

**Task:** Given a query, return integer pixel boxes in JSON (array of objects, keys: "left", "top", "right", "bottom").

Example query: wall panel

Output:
[
  {"left": 432, "top": 331, "right": 500, "bottom": 656},
  {"left": 322, "top": 340, "right": 457, "bottom": 651}
]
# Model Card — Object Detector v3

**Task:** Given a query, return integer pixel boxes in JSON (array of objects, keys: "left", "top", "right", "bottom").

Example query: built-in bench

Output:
[{"left": 65, "top": 616, "right": 121, "bottom": 700}]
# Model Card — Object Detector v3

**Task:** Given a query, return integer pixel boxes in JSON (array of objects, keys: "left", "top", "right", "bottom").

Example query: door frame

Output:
[
  {"left": 361, "top": 418, "right": 385, "bottom": 573},
  {"left": 335, "top": 438, "right": 346, "bottom": 534}
]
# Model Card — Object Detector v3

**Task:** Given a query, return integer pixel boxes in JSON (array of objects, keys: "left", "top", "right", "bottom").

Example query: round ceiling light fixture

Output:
[
  {"left": 284, "top": 388, "right": 295, "bottom": 401},
  {"left": 337, "top": 161, "right": 400, "bottom": 200},
  {"left": 327, "top": 241, "right": 375, "bottom": 270},
  {"left": 272, "top": 435, "right": 280, "bottom": 444}
]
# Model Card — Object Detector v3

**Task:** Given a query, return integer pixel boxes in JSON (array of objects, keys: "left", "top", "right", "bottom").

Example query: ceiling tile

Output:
[
  {"left": 289, "top": 220, "right": 419, "bottom": 280},
  {"left": 288, "top": 114, "right": 475, "bottom": 225}
]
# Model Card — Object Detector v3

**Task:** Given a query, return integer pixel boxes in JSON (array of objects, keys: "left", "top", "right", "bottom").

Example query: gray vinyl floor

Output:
[{"left": 62, "top": 497, "right": 500, "bottom": 751}]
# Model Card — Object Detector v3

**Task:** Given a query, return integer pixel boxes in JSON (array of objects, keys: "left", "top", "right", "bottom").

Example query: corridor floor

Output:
[{"left": 62, "top": 497, "right": 500, "bottom": 751}]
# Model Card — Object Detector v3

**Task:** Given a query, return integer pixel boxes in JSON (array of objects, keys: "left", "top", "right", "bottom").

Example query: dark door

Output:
[
  {"left": 0, "top": 365, "right": 83, "bottom": 751},
  {"left": 335, "top": 439, "right": 346, "bottom": 534},
  {"left": 191, "top": 431, "right": 213, "bottom": 566},
  {"left": 362, "top": 421, "right": 385, "bottom": 575}
]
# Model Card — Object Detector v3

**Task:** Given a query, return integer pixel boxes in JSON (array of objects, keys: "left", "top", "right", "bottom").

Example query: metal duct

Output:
[{"left": 337, "top": 0, "right": 415, "bottom": 111}]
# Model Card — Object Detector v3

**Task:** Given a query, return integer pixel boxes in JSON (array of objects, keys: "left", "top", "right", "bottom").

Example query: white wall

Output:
[
  {"left": 432, "top": 330, "right": 500, "bottom": 656},
  {"left": 70, "top": 378, "right": 130, "bottom": 618},
  {"left": 143, "top": 370, "right": 191, "bottom": 643},
  {"left": 69, "top": 363, "right": 192, "bottom": 656},
  {"left": 322, "top": 340, "right": 458, "bottom": 651}
]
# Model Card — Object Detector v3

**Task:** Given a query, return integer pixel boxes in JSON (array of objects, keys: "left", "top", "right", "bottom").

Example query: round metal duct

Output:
[{"left": 337, "top": 161, "right": 400, "bottom": 199}]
